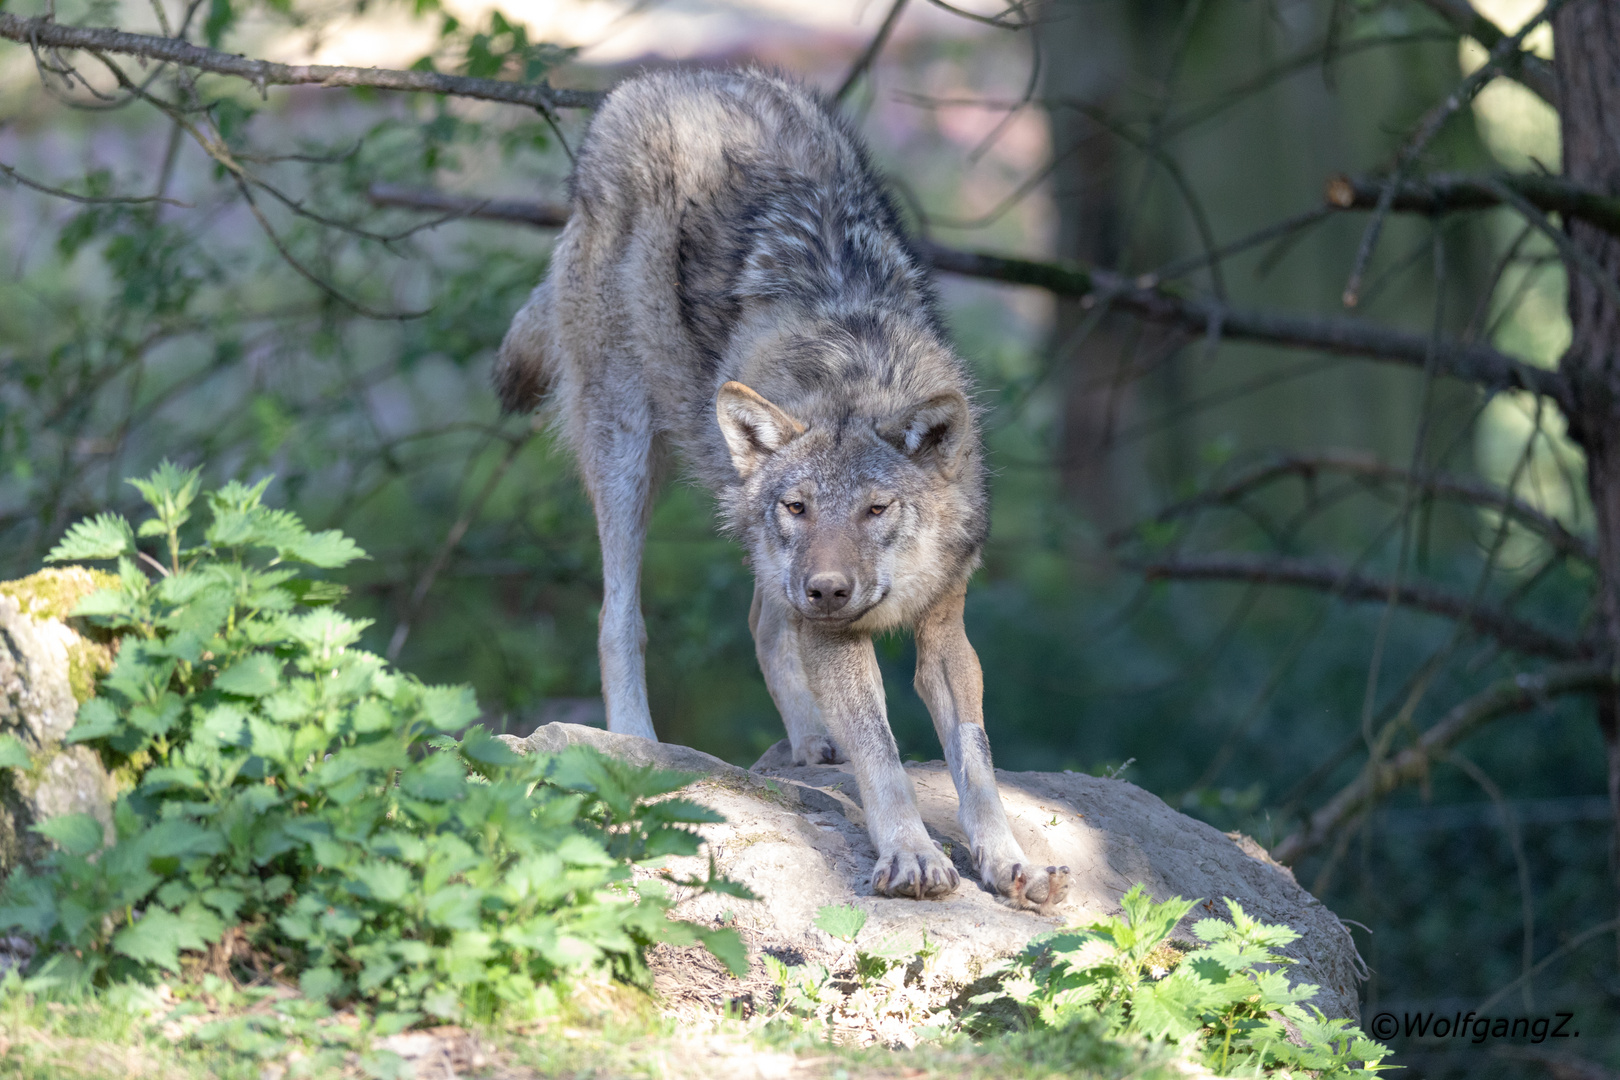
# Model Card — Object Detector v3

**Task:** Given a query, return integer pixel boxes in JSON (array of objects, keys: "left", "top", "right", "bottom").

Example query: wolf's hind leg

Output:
[
  {"left": 579, "top": 405, "right": 659, "bottom": 741},
  {"left": 749, "top": 586, "right": 846, "bottom": 765},
  {"left": 914, "top": 585, "right": 1069, "bottom": 912},
  {"left": 799, "top": 628, "right": 958, "bottom": 899}
]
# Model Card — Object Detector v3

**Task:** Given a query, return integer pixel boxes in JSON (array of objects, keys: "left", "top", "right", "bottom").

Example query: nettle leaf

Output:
[
  {"left": 695, "top": 927, "right": 749, "bottom": 977},
  {"left": 70, "top": 587, "right": 132, "bottom": 619},
  {"left": 214, "top": 654, "right": 281, "bottom": 697},
  {"left": 102, "top": 640, "right": 178, "bottom": 703},
  {"left": 283, "top": 529, "right": 367, "bottom": 569},
  {"left": 0, "top": 733, "right": 32, "bottom": 770},
  {"left": 1129, "top": 971, "right": 1209, "bottom": 1040},
  {"left": 127, "top": 460, "right": 202, "bottom": 531},
  {"left": 401, "top": 753, "right": 467, "bottom": 802},
  {"left": 347, "top": 861, "right": 413, "bottom": 905},
  {"left": 45, "top": 512, "right": 136, "bottom": 563},
  {"left": 63, "top": 702, "right": 119, "bottom": 744},
  {"left": 283, "top": 608, "right": 369, "bottom": 660},
  {"left": 420, "top": 684, "right": 480, "bottom": 732},
  {"left": 246, "top": 715, "right": 293, "bottom": 763},
  {"left": 814, "top": 903, "right": 867, "bottom": 943},
  {"left": 128, "top": 694, "right": 184, "bottom": 737},
  {"left": 35, "top": 813, "right": 106, "bottom": 857},
  {"left": 112, "top": 908, "right": 190, "bottom": 971},
  {"left": 459, "top": 725, "right": 521, "bottom": 766}
]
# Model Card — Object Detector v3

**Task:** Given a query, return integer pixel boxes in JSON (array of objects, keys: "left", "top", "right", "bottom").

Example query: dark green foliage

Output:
[
  {"left": 0, "top": 465, "right": 746, "bottom": 1024},
  {"left": 968, "top": 885, "right": 1392, "bottom": 1077}
]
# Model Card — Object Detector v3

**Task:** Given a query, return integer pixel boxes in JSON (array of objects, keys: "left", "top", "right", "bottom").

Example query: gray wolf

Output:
[{"left": 495, "top": 68, "right": 1068, "bottom": 908}]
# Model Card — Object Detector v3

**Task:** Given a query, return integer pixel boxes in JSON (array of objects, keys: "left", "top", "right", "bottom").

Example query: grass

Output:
[{"left": 0, "top": 973, "right": 1198, "bottom": 1080}]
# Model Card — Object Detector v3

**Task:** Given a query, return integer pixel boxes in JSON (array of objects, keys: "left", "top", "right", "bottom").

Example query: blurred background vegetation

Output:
[{"left": 0, "top": 0, "right": 1614, "bottom": 1075}]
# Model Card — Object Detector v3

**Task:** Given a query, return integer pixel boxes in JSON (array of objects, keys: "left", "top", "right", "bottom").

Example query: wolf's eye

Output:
[
  {"left": 869, "top": 504, "right": 888, "bottom": 517},
  {"left": 785, "top": 501, "right": 805, "bottom": 515}
]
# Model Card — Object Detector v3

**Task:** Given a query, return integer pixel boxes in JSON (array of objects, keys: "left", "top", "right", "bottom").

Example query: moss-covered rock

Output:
[{"left": 0, "top": 568, "right": 121, "bottom": 874}]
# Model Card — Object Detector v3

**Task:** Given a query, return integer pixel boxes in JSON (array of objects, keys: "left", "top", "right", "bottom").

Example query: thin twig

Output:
[
  {"left": 366, "top": 183, "right": 570, "bottom": 227},
  {"left": 0, "top": 157, "right": 191, "bottom": 206},
  {"left": 1449, "top": 751, "right": 1537, "bottom": 1010},
  {"left": 386, "top": 431, "right": 534, "bottom": 661},
  {"left": 1271, "top": 663, "right": 1614, "bottom": 864},
  {"left": 1117, "top": 450, "right": 1596, "bottom": 563},
  {"left": 1129, "top": 553, "right": 1583, "bottom": 660},
  {"left": 0, "top": 13, "right": 604, "bottom": 111},
  {"left": 351, "top": 182, "right": 1571, "bottom": 404},
  {"left": 835, "top": 0, "right": 909, "bottom": 103},
  {"left": 1325, "top": 172, "right": 1620, "bottom": 238},
  {"left": 1341, "top": 0, "right": 1572, "bottom": 308},
  {"left": 1475, "top": 917, "right": 1620, "bottom": 1014},
  {"left": 1412, "top": 0, "right": 1557, "bottom": 104}
]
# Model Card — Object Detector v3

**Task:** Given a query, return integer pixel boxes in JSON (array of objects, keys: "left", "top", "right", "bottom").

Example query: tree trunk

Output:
[
  {"left": 1553, "top": 0, "right": 1620, "bottom": 965},
  {"left": 1038, "top": 0, "right": 1137, "bottom": 526}
]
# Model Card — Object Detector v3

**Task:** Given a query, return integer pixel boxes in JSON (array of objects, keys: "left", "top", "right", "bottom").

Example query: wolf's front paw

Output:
[
  {"left": 872, "top": 845, "right": 959, "bottom": 899},
  {"left": 793, "top": 734, "right": 847, "bottom": 765},
  {"left": 976, "top": 848, "right": 1071, "bottom": 914}
]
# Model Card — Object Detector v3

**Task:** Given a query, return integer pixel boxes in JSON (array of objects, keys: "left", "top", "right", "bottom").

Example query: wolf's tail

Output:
[{"left": 493, "top": 279, "right": 555, "bottom": 414}]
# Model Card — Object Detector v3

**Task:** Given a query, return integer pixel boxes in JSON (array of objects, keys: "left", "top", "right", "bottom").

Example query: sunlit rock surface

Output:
[{"left": 501, "top": 722, "right": 1365, "bottom": 1025}]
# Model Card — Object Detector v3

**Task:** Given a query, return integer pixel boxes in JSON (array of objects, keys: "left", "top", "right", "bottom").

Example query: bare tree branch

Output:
[
  {"left": 360, "top": 183, "right": 1570, "bottom": 404},
  {"left": 0, "top": 157, "right": 191, "bottom": 206},
  {"left": 1342, "top": 0, "right": 1572, "bottom": 307},
  {"left": 835, "top": 0, "right": 909, "bottom": 102},
  {"left": 367, "top": 183, "right": 570, "bottom": 227},
  {"left": 1326, "top": 172, "right": 1620, "bottom": 238},
  {"left": 1130, "top": 552, "right": 1585, "bottom": 660},
  {"left": 916, "top": 240, "right": 1570, "bottom": 404},
  {"left": 1272, "top": 662, "right": 1614, "bottom": 864},
  {"left": 1414, "top": 0, "right": 1558, "bottom": 104},
  {"left": 1121, "top": 450, "right": 1598, "bottom": 563},
  {"left": 0, "top": 13, "right": 604, "bottom": 111}
]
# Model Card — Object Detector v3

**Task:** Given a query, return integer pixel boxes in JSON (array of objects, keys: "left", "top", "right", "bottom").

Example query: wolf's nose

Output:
[{"left": 805, "top": 572, "right": 852, "bottom": 614}]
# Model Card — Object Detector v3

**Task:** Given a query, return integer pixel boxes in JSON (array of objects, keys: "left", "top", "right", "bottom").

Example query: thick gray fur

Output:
[{"left": 495, "top": 68, "right": 1067, "bottom": 908}]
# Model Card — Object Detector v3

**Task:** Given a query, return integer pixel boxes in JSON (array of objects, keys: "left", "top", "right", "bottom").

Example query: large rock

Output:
[
  {"left": 500, "top": 723, "right": 1366, "bottom": 1025},
  {"left": 0, "top": 569, "right": 120, "bottom": 873}
]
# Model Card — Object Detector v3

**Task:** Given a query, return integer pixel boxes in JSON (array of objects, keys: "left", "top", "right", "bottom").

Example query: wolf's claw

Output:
[
  {"left": 976, "top": 847, "right": 1070, "bottom": 913},
  {"left": 872, "top": 846, "right": 960, "bottom": 899}
]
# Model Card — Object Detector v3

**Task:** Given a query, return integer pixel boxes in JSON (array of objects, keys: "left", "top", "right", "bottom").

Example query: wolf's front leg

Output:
[
  {"left": 749, "top": 585, "right": 846, "bottom": 765},
  {"left": 798, "top": 626, "right": 958, "bottom": 899},
  {"left": 914, "top": 585, "right": 1069, "bottom": 912}
]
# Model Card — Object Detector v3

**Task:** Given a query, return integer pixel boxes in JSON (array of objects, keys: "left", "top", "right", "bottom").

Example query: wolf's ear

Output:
[
  {"left": 878, "top": 391, "right": 972, "bottom": 480},
  {"left": 716, "top": 382, "right": 806, "bottom": 478}
]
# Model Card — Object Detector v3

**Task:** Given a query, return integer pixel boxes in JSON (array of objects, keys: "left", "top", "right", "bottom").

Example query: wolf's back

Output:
[{"left": 493, "top": 69, "right": 942, "bottom": 418}]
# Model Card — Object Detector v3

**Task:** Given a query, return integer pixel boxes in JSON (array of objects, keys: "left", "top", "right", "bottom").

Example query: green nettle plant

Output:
[
  {"left": 0, "top": 464, "right": 747, "bottom": 1029},
  {"left": 969, "top": 884, "right": 1393, "bottom": 1077}
]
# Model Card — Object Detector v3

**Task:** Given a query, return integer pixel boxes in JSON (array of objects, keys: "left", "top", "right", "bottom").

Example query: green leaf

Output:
[
  {"left": 347, "top": 861, "right": 413, "bottom": 905},
  {"left": 420, "top": 684, "right": 480, "bottom": 731},
  {"left": 696, "top": 927, "right": 749, "bottom": 977},
  {"left": 283, "top": 529, "right": 367, "bottom": 569},
  {"left": 1128, "top": 969, "right": 1210, "bottom": 1040},
  {"left": 299, "top": 966, "right": 345, "bottom": 1003},
  {"left": 814, "top": 903, "right": 867, "bottom": 943},
  {"left": 127, "top": 460, "right": 202, "bottom": 533},
  {"left": 70, "top": 588, "right": 131, "bottom": 619},
  {"left": 400, "top": 753, "right": 467, "bottom": 802},
  {"left": 112, "top": 909, "right": 189, "bottom": 972},
  {"left": 214, "top": 654, "right": 281, "bottom": 697},
  {"left": 459, "top": 725, "right": 521, "bottom": 766},
  {"left": 34, "top": 813, "right": 106, "bottom": 857},
  {"left": 0, "top": 734, "right": 31, "bottom": 770},
  {"left": 45, "top": 513, "right": 136, "bottom": 563}
]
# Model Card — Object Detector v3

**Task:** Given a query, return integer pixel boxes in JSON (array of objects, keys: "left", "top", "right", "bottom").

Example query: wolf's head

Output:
[{"left": 716, "top": 380, "right": 988, "bottom": 631}]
